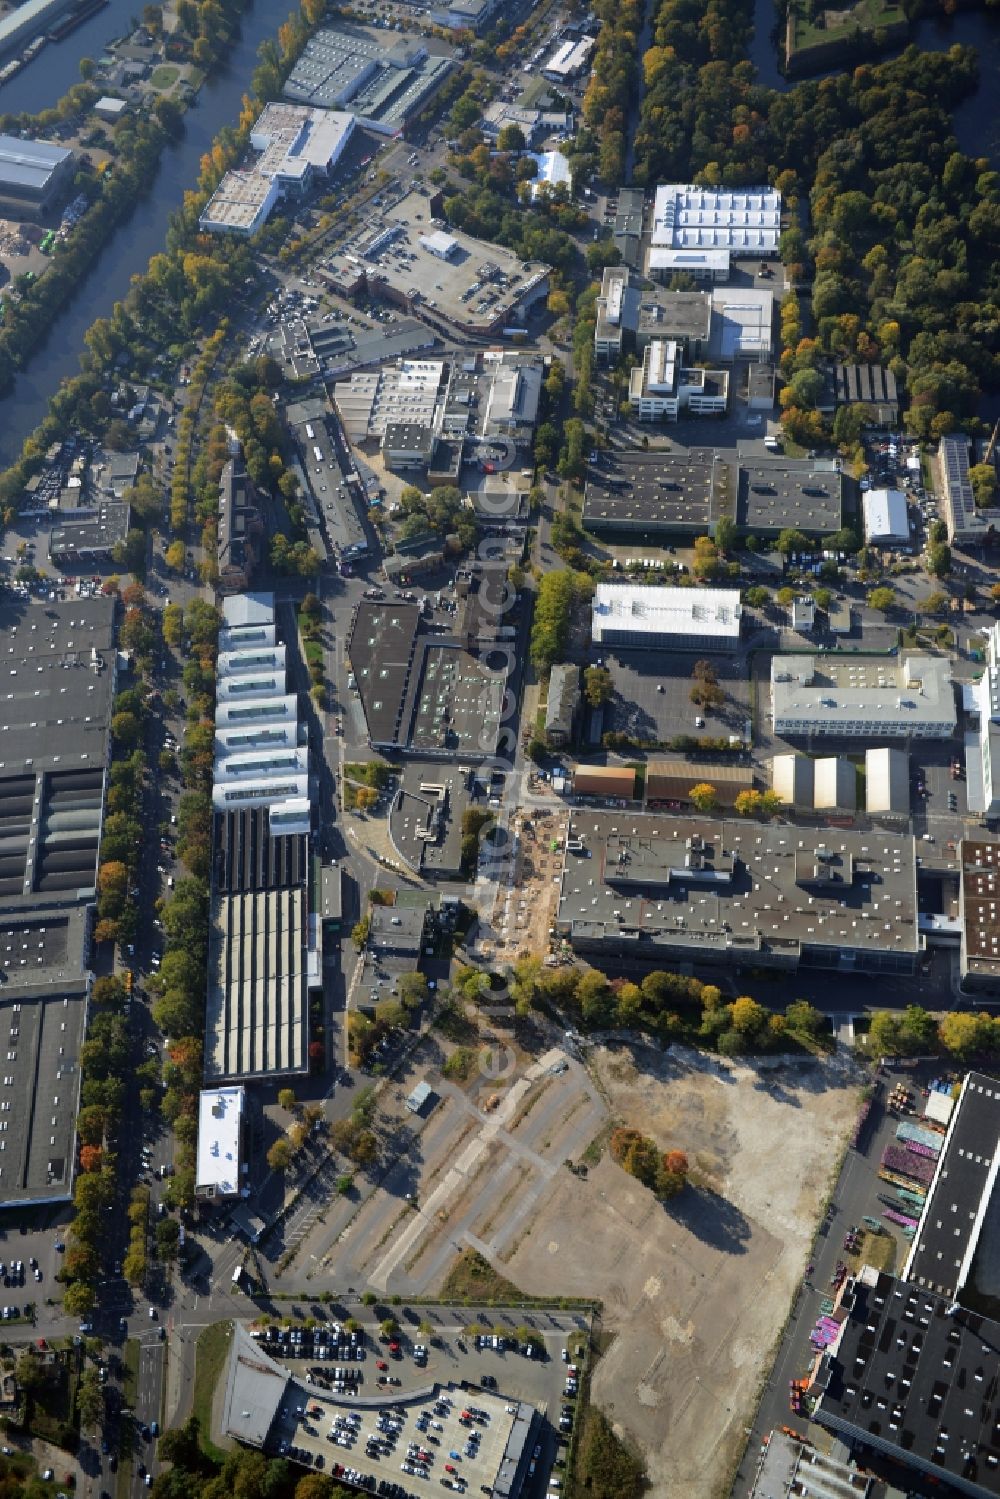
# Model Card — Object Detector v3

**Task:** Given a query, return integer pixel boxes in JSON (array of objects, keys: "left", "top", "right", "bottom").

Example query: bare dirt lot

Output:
[{"left": 498, "top": 1042, "right": 862, "bottom": 1499}]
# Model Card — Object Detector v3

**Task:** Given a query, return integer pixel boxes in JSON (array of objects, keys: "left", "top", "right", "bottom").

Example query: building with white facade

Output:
[
  {"left": 592, "top": 582, "right": 742, "bottom": 652},
  {"left": 863, "top": 487, "right": 910, "bottom": 545},
  {"left": 541, "top": 35, "right": 594, "bottom": 79},
  {"left": 965, "top": 620, "right": 1000, "bottom": 818},
  {"left": 594, "top": 265, "right": 629, "bottom": 362},
  {"left": 771, "top": 654, "right": 955, "bottom": 739},
  {"left": 528, "top": 149, "right": 572, "bottom": 200},
  {"left": 628, "top": 338, "right": 728, "bottom": 420},
  {"left": 709, "top": 287, "right": 773, "bottom": 360},
  {"left": 646, "top": 185, "right": 781, "bottom": 284},
  {"left": 196, "top": 1086, "right": 247, "bottom": 1200},
  {"left": 200, "top": 103, "right": 354, "bottom": 235}
]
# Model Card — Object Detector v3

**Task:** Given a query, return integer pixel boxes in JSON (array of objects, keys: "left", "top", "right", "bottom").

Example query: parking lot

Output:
[{"left": 601, "top": 648, "right": 752, "bottom": 745}]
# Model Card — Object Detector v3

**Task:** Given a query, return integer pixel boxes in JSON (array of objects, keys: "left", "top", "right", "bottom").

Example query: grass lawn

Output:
[
  {"left": 150, "top": 64, "right": 179, "bottom": 89},
  {"left": 791, "top": 0, "right": 905, "bottom": 51},
  {"left": 569, "top": 1405, "right": 647, "bottom": 1499},
  {"left": 440, "top": 1248, "right": 523, "bottom": 1303},
  {"left": 191, "top": 1321, "right": 233, "bottom": 1461}
]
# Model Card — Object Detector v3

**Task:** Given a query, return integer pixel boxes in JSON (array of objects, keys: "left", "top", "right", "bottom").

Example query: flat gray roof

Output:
[
  {"left": 583, "top": 449, "right": 727, "bottom": 534},
  {"left": 558, "top": 812, "right": 920, "bottom": 965},
  {"left": 390, "top": 764, "right": 469, "bottom": 878},
  {"left": 347, "top": 600, "right": 421, "bottom": 750},
  {"left": 411, "top": 645, "right": 504, "bottom": 758},
  {"left": 0, "top": 978, "right": 88, "bottom": 1206},
  {"left": 222, "top": 1323, "right": 288, "bottom": 1449},
  {"left": 205, "top": 886, "right": 308, "bottom": 1081},
  {"left": 738, "top": 455, "right": 843, "bottom": 535},
  {"left": 0, "top": 594, "right": 115, "bottom": 777}
]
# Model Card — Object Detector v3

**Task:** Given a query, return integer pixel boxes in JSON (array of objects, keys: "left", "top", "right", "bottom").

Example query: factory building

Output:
[
  {"left": 647, "top": 184, "right": 781, "bottom": 283},
  {"left": 0, "top": 132, "right": 75, "bottom": 217},
  {"left": 771, "top": 654, "right": 955, "bottom": 740},
  {"left": 591, "top": 582, "right": 742, "bottom": 653}
]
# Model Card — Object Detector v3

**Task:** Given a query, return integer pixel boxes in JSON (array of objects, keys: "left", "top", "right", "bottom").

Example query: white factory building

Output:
[
  {"left": 528, "top": 149, "right": 572, "bottom": 200},
  {"left": 541, "top": 35, "right": 595, "bottom": 79},
  {"left": 648, "top": 184, "right": 781, "bottom": 283},
  {"left": 592, "top": 582, "right": 742, "bottom": 652},
  {"left": 200, "top": 103, "right": 354, "bottom": 236},
  {"left": 863, "top": 487, "right": 910, "bottom": 546}
]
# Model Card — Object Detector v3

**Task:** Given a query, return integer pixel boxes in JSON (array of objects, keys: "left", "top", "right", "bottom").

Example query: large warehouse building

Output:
[
  {"left": 556, "top": 812, "right": 922, "bottom": 976},
  {"left": 647, "top": 184, "right": 781, "bottom": 283},
  {"left": 591, "top": 582, "right": 742, "bottom": 652},
  {"left": 283, "top": 27, "right": 452, "bottom": 134},
  {"left": 0, "top": 132, "right": 75, "bottom": 217}
]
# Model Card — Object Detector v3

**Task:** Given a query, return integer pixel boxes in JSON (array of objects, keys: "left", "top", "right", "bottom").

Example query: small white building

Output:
[
  {"left": 418, "top": 229, "right": 459, "bottom": 260},
  {"left": 863, "top": 487, "right": 909, "bottom": 546},
  {"left": 529, "top": 149, "right": 572, "bottom": 200},
  {"left": 94, "top": 96, "right": 127, "bottom": 121},
  {"left": 196, "top": 1086, "right": 247, "bottom": 1200}
]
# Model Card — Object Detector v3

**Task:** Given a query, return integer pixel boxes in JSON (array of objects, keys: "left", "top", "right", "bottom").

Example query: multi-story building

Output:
[
  {"left": 628, "top": 338, "right": 729, "bottom": 420},
  {"left": 771, "top": 653, "right": 955, "bottom": 740}
]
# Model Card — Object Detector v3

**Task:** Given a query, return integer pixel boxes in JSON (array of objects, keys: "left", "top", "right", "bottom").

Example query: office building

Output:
[
  {"left": 965, "top": 623, "right": 1000, "bottom": 819},
  {"left": 200, "top": 103, "right": 354, "bottom": 236},
  {"left": 771, "top": 654, "right": 955, "bottom": 739},
  {"left": 0, "top": 132, "right": 75, "bottom": 216},
  {"left": 591, "top": 582, "right": 742, "bottom": 652},
  {"left": 863, "top": 487, "right": 909, "bottom": 546},
  {"left": 389, "top": 766, "right": 469, "bottom": 879},
  {"left": 195, "top": 1085, "right": 247, "bottom": 1201},
  {"left": 810, "top": 1266, "right": 1000, "bottom": 1499},
  {"left": 628, "top": 338, "right": 728, "bottom": 420},
  {"left": 283, "top": 27, "right": 452, "bottom": 132},
  {"left": 613, "top": 186, "right": 645, "bottom": 269},
  {"left": 635, "top": 290, "right": 712, "bottom": 356},
  {"left": 557, "top": 812, "right": 921, "bottom": 975},
  {"left": 217, "top": 450, "right": 263, "bottom": 594}
]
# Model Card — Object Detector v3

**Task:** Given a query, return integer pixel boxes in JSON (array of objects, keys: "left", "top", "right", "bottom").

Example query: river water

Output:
[
  {"left": 0, "top": 0, "right": 996, "bottom": 463},
  {"left": 0, "top": 0, "right": 291, "bottom": 466}
]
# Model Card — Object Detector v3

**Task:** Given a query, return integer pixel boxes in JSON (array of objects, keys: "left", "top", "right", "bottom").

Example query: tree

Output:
[
  {"left": 496, "top": 123, "right": 526, "bottom": 152},
  {"left": 714, "top": 515, "right": 737, "bottom": 554},
  {"left": 734, "top": 789, "right": 763, "bottom": 816},
  {"left": 938, "top": 1010, "right": 990, "bottom": 1059},
  {"left": 380, "top": 1318, "right": 399, "bottom": 1339},
  {"left": 656, "top": 1149, "right": 688, "bottom": 1198},
  {"left": 867, "top": 586, "right": 895, "bottom": 613},
  {"left": 970, "top": 463, "right": 997, "bottom": 508},
  {"left": 63, "top": 1280, "right": 96, "bottom": 1316},
  {"left": 928, "top": 519, "right": 948, "bottom": 546},
  {"left": 921, "top": 590, "right": 949, "bottom": 616},
  {"left": 267, "top": 1139, "right": 292, "bottom": 1172},
  {"left": 165, "top": 541, "right": 186, "bottom": 571},
  {"left": 583, "top": 665, "right": 613, "bottom": 707},
  {"left": 689, "top": 783, "right": 718, "bottom": 813},
  {"left": 785, "top": 1000, "right": 823, "bottom": 1038},
  {"left": 868, "top": 1010, "right": 902, "bottom": 1056},
  {"left": 77, "top": 1368, "right": 105, "bottom": 1429},
  {"left": 927, "top": 541, "right": 952, "bottom": 578},
  {"left": 776, "top": 586, "right": 796, "bottom": 607},
  {"left": 731, "top": 995, "right": 768, "bottom": 1037},
  {"left": 744, "top": 585, "right": 769, "bottom": 608},
  {"left": 278, "top": 1088, "right": 296, "bottom": 1111},
  {"left": 777, "top": 529, "right": 811, "bottom": 556}
]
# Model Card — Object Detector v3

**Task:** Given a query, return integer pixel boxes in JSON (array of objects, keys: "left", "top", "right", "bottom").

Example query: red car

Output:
[
  {"left": 445, "top": 1466, "right": 456, "bottom": 1475},
  {"left": 376, "top": 1359, "right": 388, "bottom": 1371}
]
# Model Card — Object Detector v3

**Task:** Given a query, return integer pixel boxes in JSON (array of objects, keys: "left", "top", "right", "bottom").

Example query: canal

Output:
[{"left": 0, "top": 0, "right": 292, "bottom": 466}]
